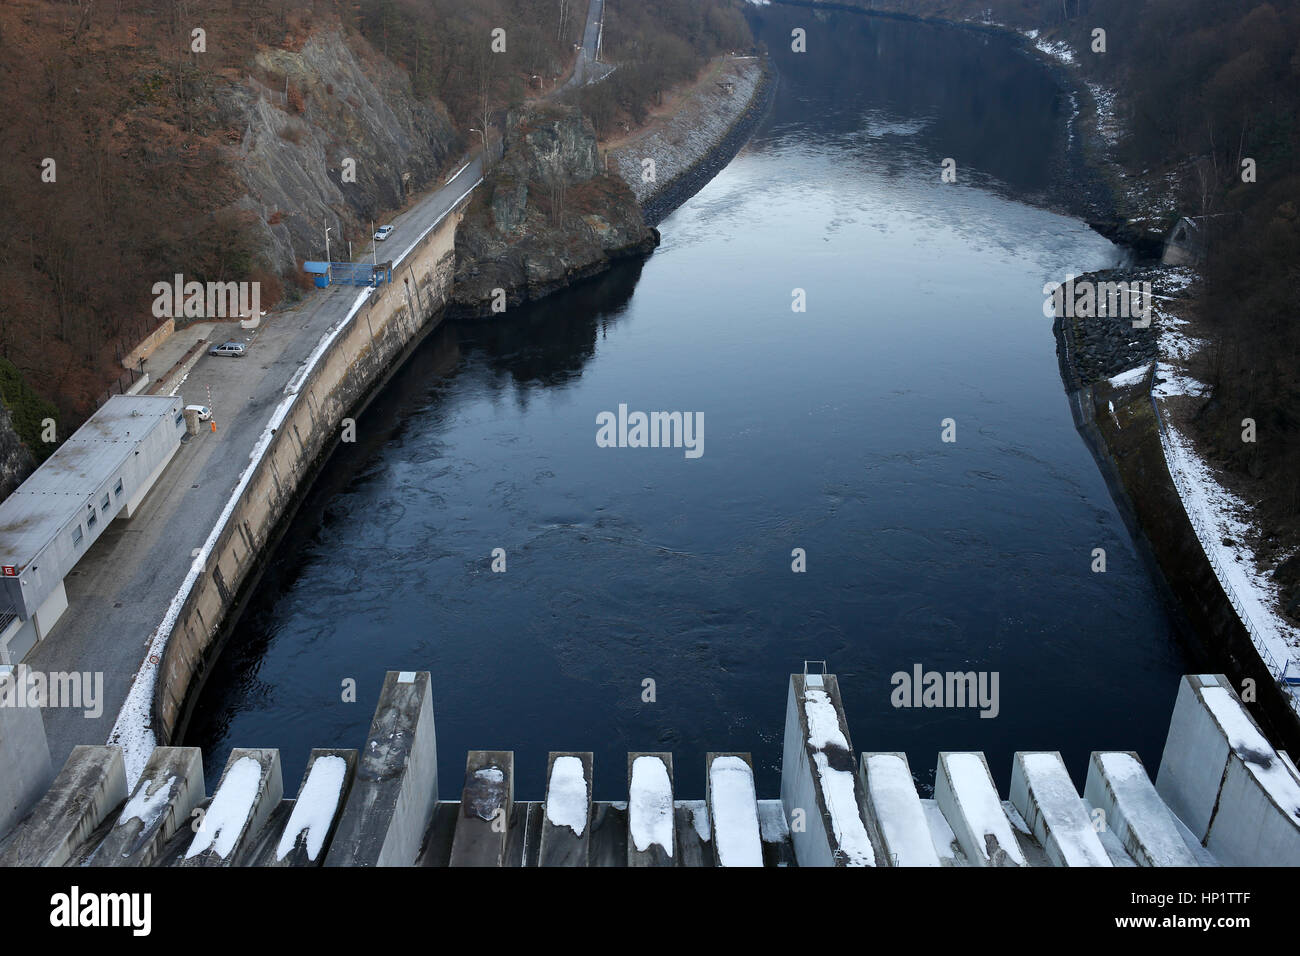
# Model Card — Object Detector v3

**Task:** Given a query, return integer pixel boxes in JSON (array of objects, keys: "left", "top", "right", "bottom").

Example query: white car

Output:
[
  {"left": 185, "top": 404, "right": 212, "bottom": 422},
  {"left": 374, "top": 225, "right": 395, "bottom": 241}
]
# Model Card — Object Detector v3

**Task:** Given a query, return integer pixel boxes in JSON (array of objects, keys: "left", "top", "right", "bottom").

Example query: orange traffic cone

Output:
[{"left": 210, "top": 421, "right": 216, "bottom": 432}]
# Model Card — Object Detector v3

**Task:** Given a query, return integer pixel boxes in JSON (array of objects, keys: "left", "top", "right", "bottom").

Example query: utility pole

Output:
[{"left": 325, "top": 226, "right": 332, "bottom": 284}]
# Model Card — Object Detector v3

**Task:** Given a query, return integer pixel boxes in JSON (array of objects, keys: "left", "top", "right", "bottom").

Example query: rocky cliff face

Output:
[
  {"left": 218, "top": 30, "right": 461, "bottom": 274},
  {"left": 0, "top": 401, "right": 36, "bottom": 502},
  {"left": 451, "top": 104, "right": 658, "bottom": 316}
]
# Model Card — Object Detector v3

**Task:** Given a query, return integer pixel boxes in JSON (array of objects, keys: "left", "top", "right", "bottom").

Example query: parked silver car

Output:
[{"left": 209, "top": 341, "right": 246, "bottom": 357}]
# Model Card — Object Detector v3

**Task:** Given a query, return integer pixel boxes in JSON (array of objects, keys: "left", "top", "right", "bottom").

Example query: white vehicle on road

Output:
[
  {"left": 185, "top": 405, "right": 212, "bottom": 422},
  {"left": 374, "top": 225, "right": 395, "bottom": 241}
]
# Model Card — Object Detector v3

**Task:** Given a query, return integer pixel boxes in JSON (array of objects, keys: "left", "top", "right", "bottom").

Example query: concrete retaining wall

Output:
[
  {"left": 124, "top": 318, "right": 175, "bottom": 370},
  {"left": 152, "top": 209, "right": 462, "bottom": 744}
]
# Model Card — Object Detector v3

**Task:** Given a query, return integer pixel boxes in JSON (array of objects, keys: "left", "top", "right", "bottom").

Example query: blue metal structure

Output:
[{"left": 303, "top": 261, "right": 393, "bottom": 288}]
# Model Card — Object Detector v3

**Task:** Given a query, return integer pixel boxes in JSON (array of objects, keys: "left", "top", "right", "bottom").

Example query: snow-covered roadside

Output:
[
  {"left": 1156, "top": 417, "right": 1300, "bottom": 706},
  {"left": 1123, "top": 270, "right": 1300, "bottom": 708}
]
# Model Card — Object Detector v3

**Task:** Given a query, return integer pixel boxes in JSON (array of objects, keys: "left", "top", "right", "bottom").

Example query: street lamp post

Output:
[
  {"left": 325, "top": 226, "right": 333, "bottom": 284},
  {"left": 470, "top": 127, "right": 489, "bottom": 164}
]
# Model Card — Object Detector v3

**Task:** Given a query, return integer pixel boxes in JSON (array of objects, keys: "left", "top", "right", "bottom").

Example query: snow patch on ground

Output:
[
  {"left": 185, "top": 756, "right": 263, "bottom": 860},
  {"left": 1157, "top": 422, "right": 1300, "bottom": 703},
  {"left": 628, "top": 756, "right": 674, "bottom": 856},
  {"left": 804, "top": 688, "right": 849, "bottom": 751},
  {"left": 709, "top": 756, "right": 763, "bottom": 866},
  {"left": 1109, "top": 364, "right": 1150, "bottom": 389},
  {"left": 276, "top": 754, "right": 348, "bottom": 862},
  {"left": 118, "top": 774, "right": 177, "bottom": 833},
  {"left": 545, "top": 755, "right": 589, "bottom": 836}
]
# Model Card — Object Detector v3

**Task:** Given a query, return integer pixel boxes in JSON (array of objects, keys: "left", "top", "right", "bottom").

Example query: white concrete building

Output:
[{"left": 0, "top": 395, "right": 185, "bottom": 663}]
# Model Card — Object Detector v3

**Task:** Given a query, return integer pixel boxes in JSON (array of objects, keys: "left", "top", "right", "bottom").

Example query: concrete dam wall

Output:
[
  {"left": 2, "top": 668, "right": 1294, "bottom": 866},
  {"left": 150, "top": 208, "right": 465, "bottom": 749}
]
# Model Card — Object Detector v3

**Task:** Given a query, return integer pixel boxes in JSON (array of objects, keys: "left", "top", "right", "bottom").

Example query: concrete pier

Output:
[
  {"left": 1156, "top": 674, "right": 1300, "bottom": 866},
  {"left": 780, "top": 672, "right": 877, "bottom": 866},
  {"left": 180, "top": 748, "right": 282, "bottom": 866},
  {"left": 449, "top": 751, "right": 514, "bottom": 867},
  {"left": 1083, "top": 751, "right": 1199, "bottom": 867},
  {"left": 861, "top": 752, "right": 941, "bottom": 867},
  {"left": 2, "top": 668, "right": 1295, "bottom": 866},
  {"left": 0, "top": 665, "right": 53, "bottom": 839},
  {"left": 1009, "top": 751, "right": 1111, "bottom": 867},
  {"left": 539, "top": 752, "right": 593, "bottom": 867},
  {"left": 89, "top": 746, "right": 205, "bottom": 867},
  {"left": 934, "top": 751, "right": 1025, "bottom": 867},
  {"left": 326, "top": 671, "right": 439, "bottom": 867},
  {"left": 707, "top": 752, "right": 763, "bottom": 867},
  {"left": 627, "top": 753, "right": 675, "bottom": 866},
  {"left": 0, "top": 745, "right": 126, "bottom": 866},
  {"left": 269, "top": 749, "right": 357, "bottom": 866}
]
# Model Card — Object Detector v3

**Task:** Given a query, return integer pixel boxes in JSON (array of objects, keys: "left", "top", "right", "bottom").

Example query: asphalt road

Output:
[
  {"left": 28, "top": 156, "right": 484, "bottom": 769},
  {"left": 564, "top": 0, "right": 612, "bottom": 90}
]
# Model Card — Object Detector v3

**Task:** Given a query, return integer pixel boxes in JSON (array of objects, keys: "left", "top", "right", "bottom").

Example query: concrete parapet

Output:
[
  {"left": 268, "top": 749, "right": 357, "bottom": 866},
  {"left": 326, "top": 671, "right": 439, "bottom": 867},
  {"left": 1010, "top": 751, "right": 1111, "bottom": 867},
  {"left": 1156, "top": 674, "right": 1300, "bottom": 866},
  {"left": 627, "top": 753, "right": 675, "bottom": 866},
  {"left": 861, "top": 752, "right": 941, "bottom": 867},
  {"left": 1084, "top": 751, "right": 1198, "bottom": 867},
  {"left": 0, "top": 664, "right": 54, "bottom": 842},
  {"left": 89, "top": 746, "right": 204, "bottom": 867},
  {"left": 707, "top": 752, "right": 762, "bottom": 867},
  {"left": 539, "top": 752, "right": 593, "bottom": 867},
  {"left": 780, "top": 673, "right": 877, "bottom": 866},
  {"left": 0, "top": 745, "right": 125, "bottom": 866},
  {"left": 449, "top": 751, "right": 514, "bottom": 867},
  {"left": 934, "top": 751, "right": 1025, "bottom": 867},
  {"left": 180, "top": 748, "right": 282, "bottom": 866}
]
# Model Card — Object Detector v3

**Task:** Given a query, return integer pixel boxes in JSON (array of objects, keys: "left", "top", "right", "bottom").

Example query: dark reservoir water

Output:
[{"left": 186, "top": 10, "right": 1189, "bottom": 800}]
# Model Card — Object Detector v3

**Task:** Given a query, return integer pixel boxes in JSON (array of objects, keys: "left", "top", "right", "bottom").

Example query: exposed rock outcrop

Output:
[
  {"left": 0, "top": 401, "right": 36, "bottom": 502},
  {"left": 451, "top": 104, "right": 659, "bottom": 317},
  {"left": 218, "top": 30, "right": 462, "bottom": 274}
]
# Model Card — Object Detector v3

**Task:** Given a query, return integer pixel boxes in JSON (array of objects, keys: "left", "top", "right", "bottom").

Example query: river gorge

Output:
[{"left": 186, "top": 7, "right": 1195, "bottom": 800}]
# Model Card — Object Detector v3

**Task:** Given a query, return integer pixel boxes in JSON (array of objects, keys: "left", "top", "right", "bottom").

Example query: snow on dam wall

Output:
[
  {"left": 11, "top": 669, "right": 1300, "bottom": 865},
  {"left": 149, "top": 209, "right": 464, "bottom": 750},
  {"left": 1156, "top": 674, "right": 1300, "bottom": 867}
]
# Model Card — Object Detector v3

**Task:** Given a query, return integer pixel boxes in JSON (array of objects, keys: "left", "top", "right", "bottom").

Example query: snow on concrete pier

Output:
[{"left": 0, "top": 671, "right": 1291, "bottom": 866}]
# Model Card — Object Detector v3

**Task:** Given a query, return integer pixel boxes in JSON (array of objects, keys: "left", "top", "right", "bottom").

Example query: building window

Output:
[
  {"left": 72, "top": 525, "right": 83, "bottom": 546},
  {"left": 175, "top": 413, "right": 184, "bottom": 427},
  {"left": 101, "top": 493, "right": 110, "bottom": 512},
  {"left": 87, "top": 511, "right": 97, "bottom": 532},
  {"left": 114, "top": 478, "right": 123, "bottom": 498}
]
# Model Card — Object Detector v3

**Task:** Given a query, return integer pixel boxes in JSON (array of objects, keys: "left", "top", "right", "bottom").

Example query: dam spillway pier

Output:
[{"left": 1, "top": 667, "right": 1295, "bottom": 867}]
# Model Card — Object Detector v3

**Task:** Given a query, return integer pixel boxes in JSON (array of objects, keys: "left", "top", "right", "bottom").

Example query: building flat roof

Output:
[{"left": 0, "top": 395, "right": 179, "bottom": 567}]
